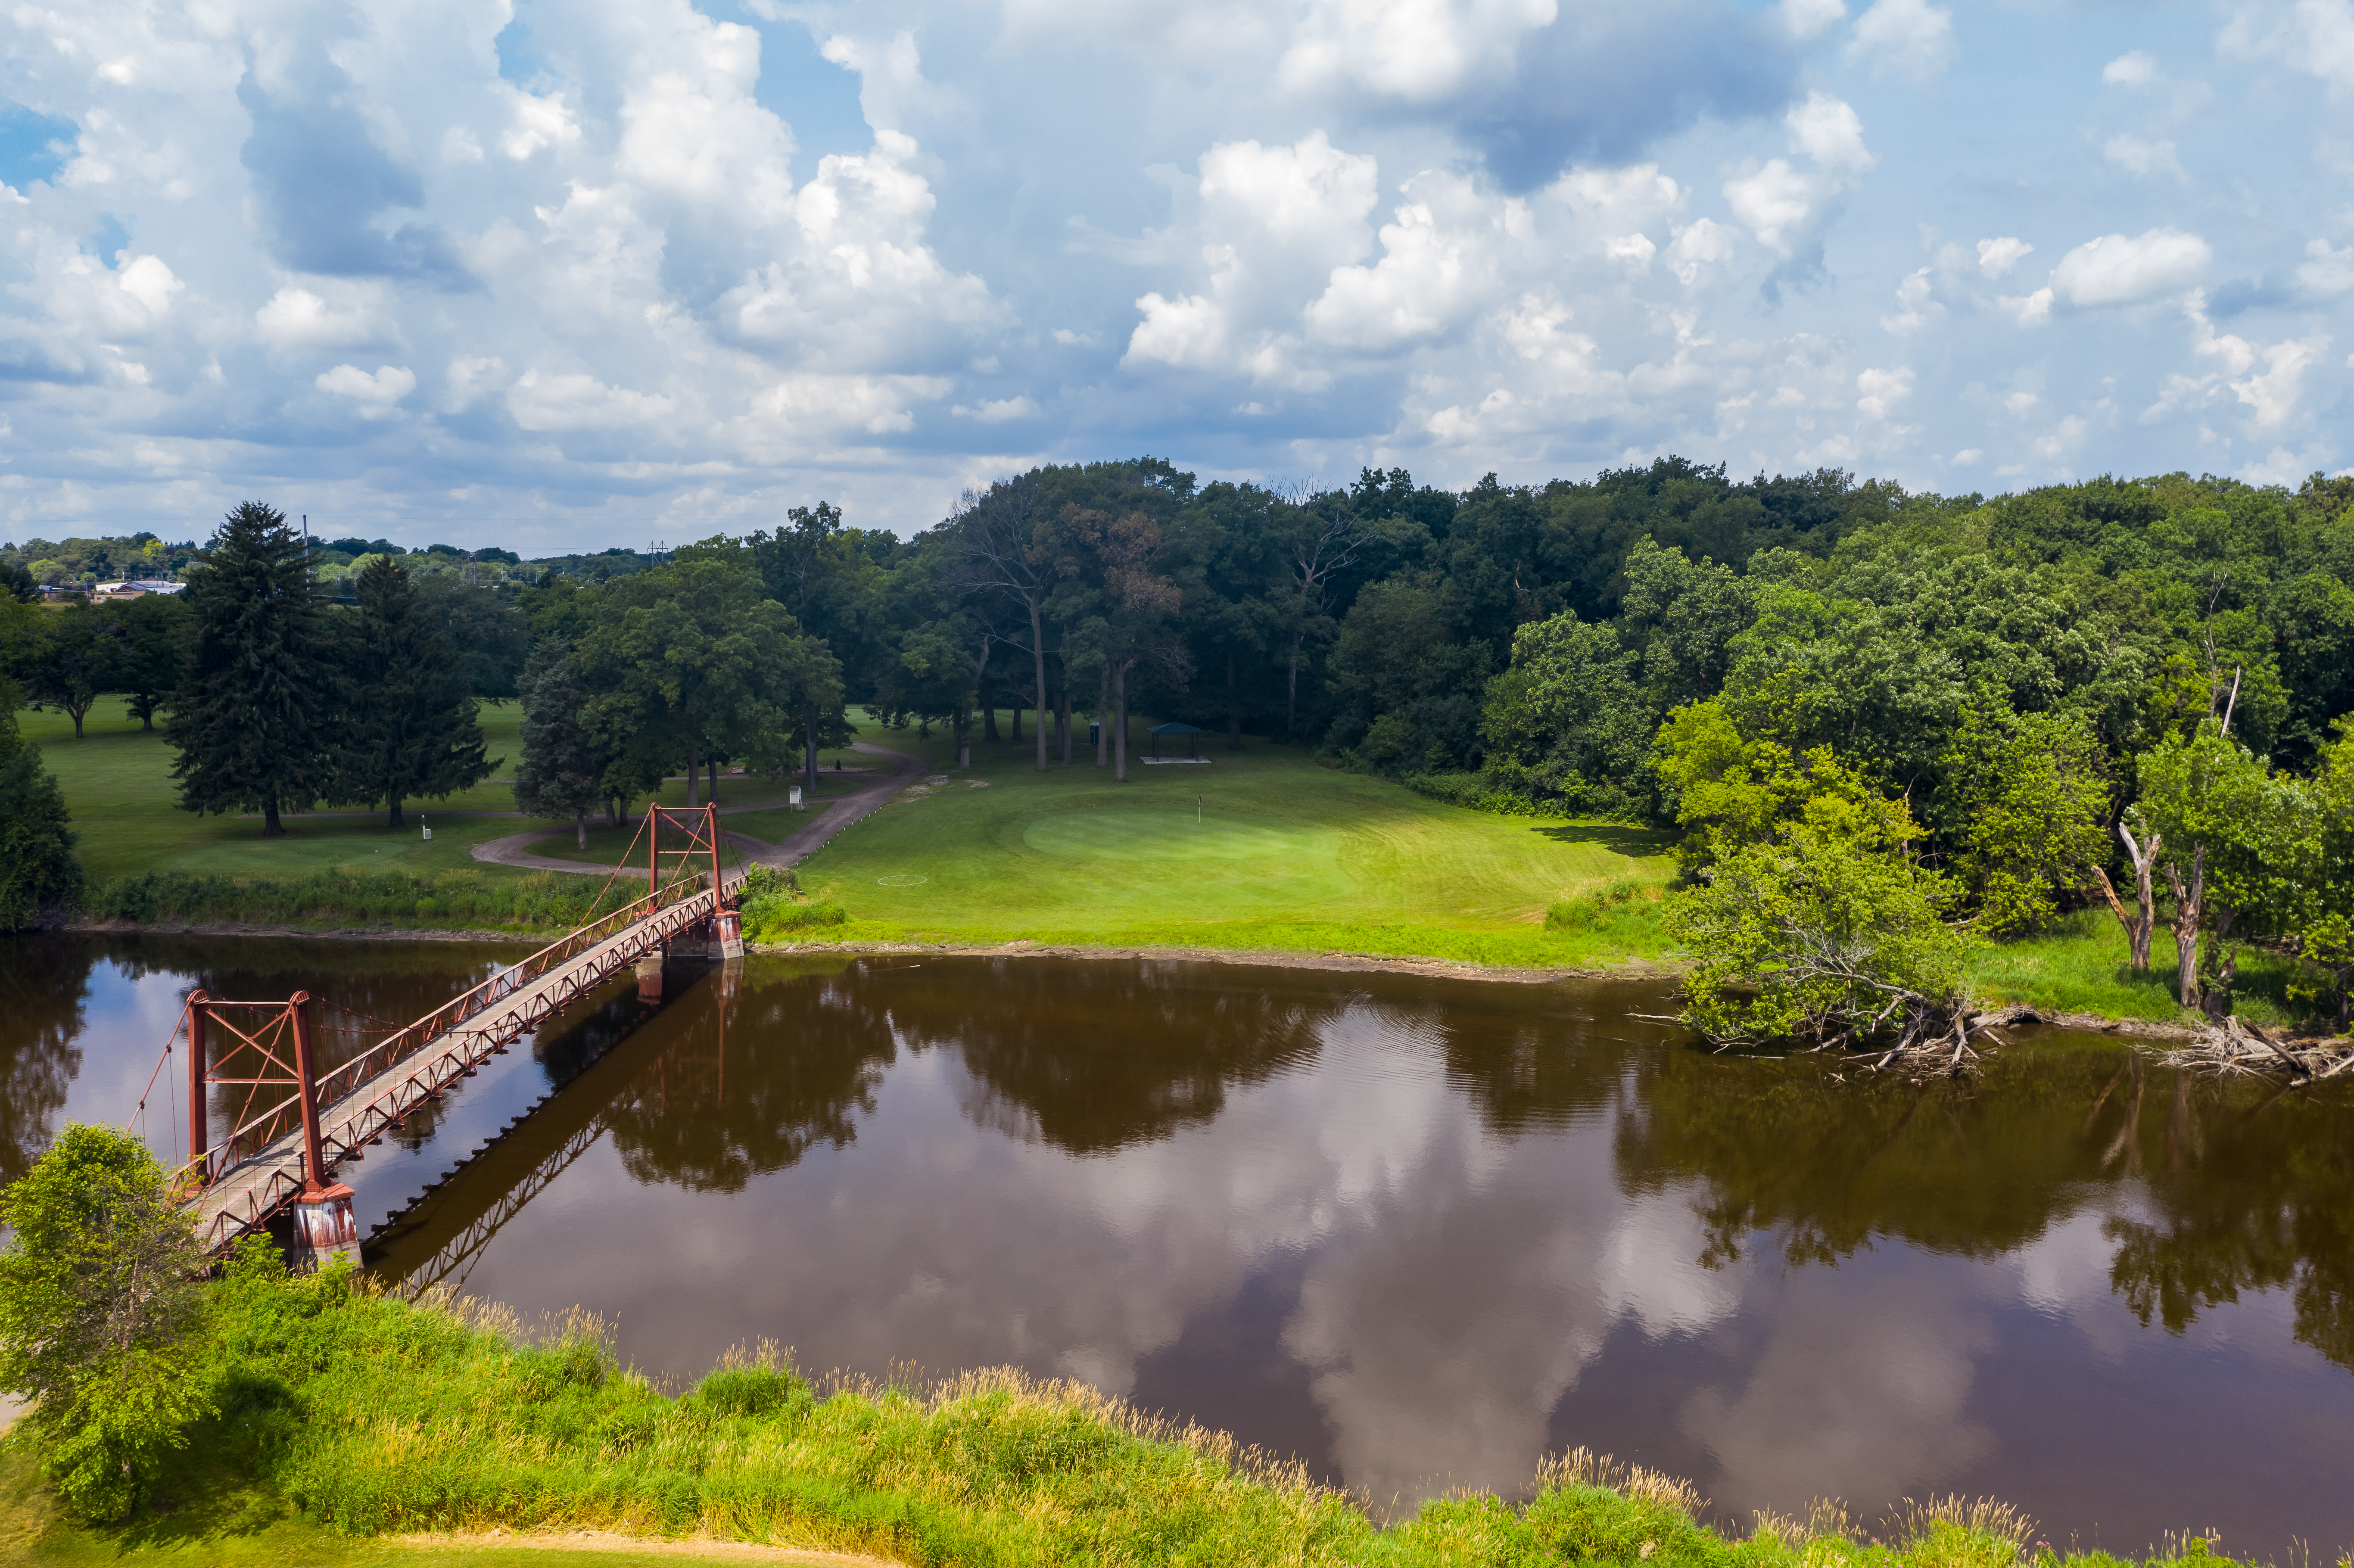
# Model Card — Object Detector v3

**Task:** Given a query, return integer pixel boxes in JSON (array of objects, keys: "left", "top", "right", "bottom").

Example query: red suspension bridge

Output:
[{"left": 127, "top": 805, "right": 748, "bottom": 1260}]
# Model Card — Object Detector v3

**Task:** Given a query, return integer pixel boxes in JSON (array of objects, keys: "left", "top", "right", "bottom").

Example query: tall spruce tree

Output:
[
  {"left": 0, "top": 684, "right": 83, "bottom": 930},
  {"left": 167, "top": 501, "right": 335, "bottom": 837},
  {"left": 341, "top": 556, "right": 494, "bottom": 828},
  {"left": 512, "top": 639, "right": 604, "bottom": 847}
]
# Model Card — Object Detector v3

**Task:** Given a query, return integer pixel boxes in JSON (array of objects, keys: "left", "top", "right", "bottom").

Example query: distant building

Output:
[{"left": 90, "top": 579, "right": 187, "bottom": 600}]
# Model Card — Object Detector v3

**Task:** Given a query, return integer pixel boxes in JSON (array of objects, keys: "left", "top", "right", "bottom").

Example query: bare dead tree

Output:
[
  {"left": 1284, "top": 504, "right": 1362, "bottom": 740},
  {"left": 2092, "top": 809, "right": 2163, "bottom": 970},
  {"left": 2166, "top": 844, "right": 2208, "bottom": 1009},
  {"left": 943, "top": 475, "right": 1054, "bottom": 773}
]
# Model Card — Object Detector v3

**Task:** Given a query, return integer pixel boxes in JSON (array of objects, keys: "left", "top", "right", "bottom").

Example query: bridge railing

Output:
[
  {"left": 151, "top": 804, "right": 732, "bottom": 1237},
  {"left": 311, "top": 874, "right": 711, "bottom": 1110}
]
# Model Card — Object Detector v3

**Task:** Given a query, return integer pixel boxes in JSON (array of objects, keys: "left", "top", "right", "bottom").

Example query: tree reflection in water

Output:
[
  {"left": 896, "top": 958, "right": 1338, "bottom": 1154},
  {"left": 597, "top": 957, "right": 1345, "bottom": 1185},
  {"left": 601, "top": 958, "right": 900, "bottom": 1191},
  {"left": 0, "top": 936, "right": 91, "bottom": 1182},
  {"left": 1613, "top": 1039, "right": 2354, "bottom": 1368}
]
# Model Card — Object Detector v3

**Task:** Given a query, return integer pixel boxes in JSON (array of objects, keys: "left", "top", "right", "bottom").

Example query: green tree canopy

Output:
[
  {"left": 22, "top": 600, "right": 121, "bottom": 740},
  {"left": 575, "top": 557, "right": 841, "bottom": 808},
  {"left": 1478, "top": 609, "right": 1650, "bottom": 817},
  {"left": 1932, "top": 697, "right": 2112, "bottom": 936},
  {"left": 0, "top": 1124, "right": 212, "bottom": 1521},
  {"left": 338, "top": 557, "right": 497, "bottom": 828},
  {"left": 1665, "top": 785, "right": 1975, "bottom": 1054},
  {"left": 101, "top": 592, "right": 190, "bottom": 730},
  {"left": 512, "top": 639, "right": 607, "bottom": 846},
  {"left": 167, "top": 502, "right": 336, "bottom": 837},
  {"left": 0, "top": 685, "right": 83, "bottom": 929}
]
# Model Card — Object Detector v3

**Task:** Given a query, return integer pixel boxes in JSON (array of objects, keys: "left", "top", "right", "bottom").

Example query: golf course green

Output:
[{"left": 778, "top": 724, "right": 1678, "bottom": 967}]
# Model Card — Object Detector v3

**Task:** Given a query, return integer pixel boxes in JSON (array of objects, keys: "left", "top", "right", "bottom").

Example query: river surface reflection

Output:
[{"left": 5, "top": 935, "right": 2352, "bottom": 1556}]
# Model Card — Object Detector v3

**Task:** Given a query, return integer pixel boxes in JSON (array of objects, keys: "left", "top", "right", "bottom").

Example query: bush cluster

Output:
[
  {"left": 735, "top": 863, "right": 849, "bottom": 942},
  {"left": 1403, "top": 771, "right": 1579, "bottom": 820},
  {"left": 1545, "top": 879, "right": 1655, "bottom": 931}
]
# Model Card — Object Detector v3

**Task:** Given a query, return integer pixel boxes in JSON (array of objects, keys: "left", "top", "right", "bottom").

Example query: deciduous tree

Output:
[
  {"left": 1666, "top": 784, "right": 1977, "bottom": 1060},
  {"left": 575, "top": 557, "right": 841, "bottom": 809},
  {"left": 101, "top": 593, "right": 190, "bottom": 730},
  {"left": 512, "top": 641, "right": 605, "bottom": 848},
  {"left": 1934, "top": 698, "right": 2111, "bottom": 935},
  {"left": 0, "top": 1124, "right": 212, "bottom": 1522},
  {"left": 1479, "top": 610, "right": 1650, "bottom": 817},
  {"left": 23, "top": 601, "right": 120, "bottom": 739}
]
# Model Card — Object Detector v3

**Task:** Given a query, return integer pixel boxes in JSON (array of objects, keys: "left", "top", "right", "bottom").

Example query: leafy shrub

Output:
[
  {"left": 743, "top": 900, "right": 848, "bottom": 940},
  {"left": 0, "top": 1125, "right": 212, "bottom": 1521},
  {"left": 736, "top": 864, "right": 846, "bottom": 941},
  {"left": 1546, "top": 879, "right": 1652, "bottom": 931}
]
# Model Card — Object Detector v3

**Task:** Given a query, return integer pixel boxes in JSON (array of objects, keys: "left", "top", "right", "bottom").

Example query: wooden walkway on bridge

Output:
[{"left": 147, "top": 805, "right": 744, "bottom": 1256}]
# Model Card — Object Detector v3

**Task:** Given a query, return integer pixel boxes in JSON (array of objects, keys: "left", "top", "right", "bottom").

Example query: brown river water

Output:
[{"left": 4, "top": 934, "right": 2351, "bottom": 1556}]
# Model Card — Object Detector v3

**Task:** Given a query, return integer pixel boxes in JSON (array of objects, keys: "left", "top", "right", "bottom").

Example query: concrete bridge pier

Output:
[{"left": 634, "top": 953, "right": 665, "bottom": 1001}]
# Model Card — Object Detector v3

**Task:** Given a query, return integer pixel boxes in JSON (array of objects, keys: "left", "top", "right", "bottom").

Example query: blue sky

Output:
[{"left": 1, "top": 0, "right": 2349, "bottom": 550}]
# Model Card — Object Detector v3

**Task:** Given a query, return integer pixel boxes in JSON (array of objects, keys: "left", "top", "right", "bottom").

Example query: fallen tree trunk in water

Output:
[{"left": 2156, "top": 1014, "right": 2354, "bottom": 1081}]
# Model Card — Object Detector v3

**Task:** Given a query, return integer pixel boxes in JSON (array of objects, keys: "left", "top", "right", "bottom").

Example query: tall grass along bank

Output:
[
  {"left": 77, "top": 868, "right": 639, "bottom": 935},
  {"left": 9, "top": 1243, "right": 2328, "bottom": 1568}
]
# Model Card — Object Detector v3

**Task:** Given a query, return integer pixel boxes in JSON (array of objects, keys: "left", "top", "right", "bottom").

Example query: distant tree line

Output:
[{"left": 3, "top": 465, "right": 2351, "bottom": 1036}]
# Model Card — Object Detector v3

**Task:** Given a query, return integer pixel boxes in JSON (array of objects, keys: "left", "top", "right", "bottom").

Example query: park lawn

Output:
[
  {"left": 21, "top": 707, "right": 542, "bottom": 885},
  {"left": 19, "top": 705, "right": 843, "bottom": 887},
  {"left": 778, "top": 734, "right": 1681, "bottom": 968}
]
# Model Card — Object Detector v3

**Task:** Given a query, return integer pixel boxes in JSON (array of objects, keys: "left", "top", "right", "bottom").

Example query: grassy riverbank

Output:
[
  {"left": 24, "top": 701, "right": 2248, "bottom": 1031},
  {"left": 2, "top": 1248, "right": 2295, "bottom": 1568}
]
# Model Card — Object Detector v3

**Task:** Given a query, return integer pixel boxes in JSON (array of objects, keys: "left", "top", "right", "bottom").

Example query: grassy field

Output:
[
  {"left": 21, "top": 705, "right": 816, "bottom": 886},
  {"left": 781, "top": 718, "right": 1679, "bottom": 969}
]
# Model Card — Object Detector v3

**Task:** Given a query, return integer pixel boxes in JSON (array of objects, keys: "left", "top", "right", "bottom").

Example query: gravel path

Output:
[{"left": 469, "top": 742, "right": 922, "bottom": 877}]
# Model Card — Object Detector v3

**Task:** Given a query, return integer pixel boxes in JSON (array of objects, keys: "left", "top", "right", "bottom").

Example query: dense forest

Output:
[{"left": 3, "top": 459, "right": 2351, "bottom": 1033}]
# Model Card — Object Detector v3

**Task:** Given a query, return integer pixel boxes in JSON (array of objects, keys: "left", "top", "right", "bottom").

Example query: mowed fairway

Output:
[{"left": 791, "top": 730, "right": 1678, "bottom": 967}]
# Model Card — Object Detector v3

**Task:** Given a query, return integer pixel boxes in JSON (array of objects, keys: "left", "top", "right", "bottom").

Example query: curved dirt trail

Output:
[{"left": 469, "top": 742, "right": 922, "bottom": 877}]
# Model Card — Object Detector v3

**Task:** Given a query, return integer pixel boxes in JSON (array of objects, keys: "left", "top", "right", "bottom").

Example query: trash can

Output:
[{"left": 1088, "top": 720, "right": 1101, "bottom": 747}]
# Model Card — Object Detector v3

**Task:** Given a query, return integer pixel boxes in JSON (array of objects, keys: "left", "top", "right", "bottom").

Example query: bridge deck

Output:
[{"left": 188, "top": 884, "right": 720, "bottom": 1250}]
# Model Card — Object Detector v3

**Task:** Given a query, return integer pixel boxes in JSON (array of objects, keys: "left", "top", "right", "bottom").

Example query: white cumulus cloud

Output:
[
  {"left": 255, "top": 286, "right": 392, "bottom": 351},
  {"left": 315, "top": 363, "right": 416, "bottom": 415},
  {"left": 2049, "top": 228, "right": 2211, "bottom": 306},
  {"left": 1787, "top": 92, "right": 1877, "bottom": 174},
  {"left": 1856, "top": 365, "right": 1914, "bottom": 419},
  {"left": 1976, "top": 237, "right": 2033, "bottom": 278},
  {"left": 2296, "top": 237, "right": 2354, "bottom": 297},
  {"left": 1724, "top": 161, "right": 1822, "bottom": 256},
  {"left": 1847, "top": 0, "right": 1953, "bottom": 77},
  {"left": 1276, "top": 0, "right": 1560, "bottom": 103}
]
